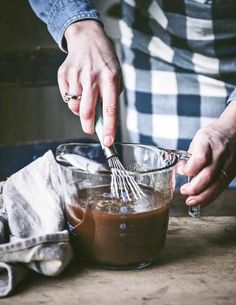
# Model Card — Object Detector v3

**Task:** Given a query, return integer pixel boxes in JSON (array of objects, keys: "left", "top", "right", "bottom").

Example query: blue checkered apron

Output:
[{"left": 119, "top": 0, "right": 236, "bottom": 150}]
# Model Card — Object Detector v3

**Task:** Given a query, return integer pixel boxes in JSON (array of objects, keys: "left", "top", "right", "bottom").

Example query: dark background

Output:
[{"left": 0, "top": 0, "right": 120, "bottom": 144}]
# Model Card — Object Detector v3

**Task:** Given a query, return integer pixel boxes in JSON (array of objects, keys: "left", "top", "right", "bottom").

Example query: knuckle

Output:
[
  {"left": 189, "top": 185, "right": 198, "bottom": 195},
  {"left": 217, "top": 142, "right": 227, "bottom": 156},
  {"left": 81, "top": 74, "right": 93, "bottom": 87},
  {"left": 195, "top": 152, "right": 208, "bottom": 165},
  {"left": 67, "top": 66, "right": 78, "bottom": 79},
  {"left": 57, "top": 65, "right": 67, "bottom": 80},
  {"left": 103, "top": 69, "right": 119, "bottom": 82},
  {"left": 104, "top": 104, "right": 117, "bottom": 116},
  {"left": 203, "top": 171, "right": 213, "bottom": 183},
  {"left": 195, "top": 128, "right": 205, "bottom": 137},
  {"left": 80, "top": 109, "right": 93, "bottom": 120},
  {"left": 88, "top": 72, "right": 97, "bottom": 83}
]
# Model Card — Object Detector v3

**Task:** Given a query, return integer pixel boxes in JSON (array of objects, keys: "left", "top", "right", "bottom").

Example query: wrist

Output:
[
  {"left": 65, "top": 20, "right": 103, "bottom": 42},
  {"left": 218, "top": 101, "right": 236, "bottom": 139}
]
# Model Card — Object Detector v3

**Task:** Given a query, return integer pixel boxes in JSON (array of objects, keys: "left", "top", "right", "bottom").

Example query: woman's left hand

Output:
[{"left": 180, "top": 101, "right": 236, "bottom": 207}]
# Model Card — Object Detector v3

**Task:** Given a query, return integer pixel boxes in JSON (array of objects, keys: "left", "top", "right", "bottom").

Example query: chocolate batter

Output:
[{"left": 67, "top": 185, "right": 170, "bottom": 269}]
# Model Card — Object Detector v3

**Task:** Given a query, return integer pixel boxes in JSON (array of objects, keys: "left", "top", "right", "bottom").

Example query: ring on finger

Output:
[
  {"left": 63, "top": 92, "right": 82, "bottom": 102},
  {"left": 220, "top": 169, "right": 229, "bottom": 181}
]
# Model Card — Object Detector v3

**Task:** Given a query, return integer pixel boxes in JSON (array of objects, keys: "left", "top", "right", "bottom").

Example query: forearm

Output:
[{"left": 28, "top": 0, "right": 101, "bottom": 51}]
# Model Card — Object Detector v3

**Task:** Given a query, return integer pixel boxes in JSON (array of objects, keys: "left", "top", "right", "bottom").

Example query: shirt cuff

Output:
[
  {"left": 47, "top": 0, "right": 102, "bottom": 52},
  {"left": 227, "top": 88, "right": 236, "bottom": 104}
]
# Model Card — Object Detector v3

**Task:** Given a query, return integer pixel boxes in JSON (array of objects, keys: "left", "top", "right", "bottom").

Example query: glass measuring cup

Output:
[{"left": 56, "top": 143, "right": 199, "bottom": 269}]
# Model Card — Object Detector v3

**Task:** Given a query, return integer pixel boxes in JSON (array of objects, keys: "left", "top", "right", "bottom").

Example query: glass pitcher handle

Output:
[
  {"left": 175, "top": 150, "right": 201, "bottom": 218},
  {"left": 187, "top": 176, "right": 201, "bottom": 218},
  {"left": 188, "top": 205, "right": 201, "bottom": 218}
]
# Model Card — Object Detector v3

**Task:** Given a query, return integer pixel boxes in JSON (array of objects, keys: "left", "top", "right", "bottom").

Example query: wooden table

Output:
[{"left": 1, "top": 216, "right": 235, "bottom": 305}]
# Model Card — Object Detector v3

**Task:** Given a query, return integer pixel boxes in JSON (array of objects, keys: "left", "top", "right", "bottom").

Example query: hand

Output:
[
  {"left": 180, "top": 101, "right": 236, "bottom": 207},
  {"left": 58, "top": 20, "right": 123, "bottom": 147}
]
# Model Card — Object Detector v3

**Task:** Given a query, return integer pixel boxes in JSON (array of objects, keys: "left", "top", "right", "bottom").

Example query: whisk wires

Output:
[
  {"left": 95, "top": 101, "right": 145, "bottom": 201},
  {"left": 108, "top": 155, "right": 145, "bottom": 201}
]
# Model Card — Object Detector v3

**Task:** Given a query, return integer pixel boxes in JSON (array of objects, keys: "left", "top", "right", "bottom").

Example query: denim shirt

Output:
[{"left": 28, "top": 0, "right": 101, "bottom": 52}]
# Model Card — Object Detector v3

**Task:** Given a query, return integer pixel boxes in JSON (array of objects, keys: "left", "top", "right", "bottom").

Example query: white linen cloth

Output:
[{"left": 0, "top": 151, "right": 73, "bottom": 297}]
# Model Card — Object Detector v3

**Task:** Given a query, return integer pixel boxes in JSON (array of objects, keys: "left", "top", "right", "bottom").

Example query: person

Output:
[{"left": 28, "top": 0, "right": 236, "bottom": 209}]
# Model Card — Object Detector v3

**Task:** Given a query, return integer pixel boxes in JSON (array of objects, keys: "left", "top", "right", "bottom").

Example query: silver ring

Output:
[
  {"left": 63, "top": 92, "right": 81, "bottom": 102},
  {"left": 220, "top": 169, "right": 229, "bottom": 180}
]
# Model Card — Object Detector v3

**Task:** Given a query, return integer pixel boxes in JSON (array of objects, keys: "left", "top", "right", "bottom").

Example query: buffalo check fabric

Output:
[{"left": 119, "top": 0, "right": 236, "bottom": 150}]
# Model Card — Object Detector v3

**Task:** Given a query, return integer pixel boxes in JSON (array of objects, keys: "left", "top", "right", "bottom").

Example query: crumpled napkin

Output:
[{"left": 0, "top": 151, "right": 73, "bottom": 297}]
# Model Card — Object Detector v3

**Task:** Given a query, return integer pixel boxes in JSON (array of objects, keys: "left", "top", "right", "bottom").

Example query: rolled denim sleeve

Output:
[
  {"left": 28, "top": 0, "right": 101, "bottom": 52},
  {"left": 227, "top": 88, "right": 236, "bottom": 103}
]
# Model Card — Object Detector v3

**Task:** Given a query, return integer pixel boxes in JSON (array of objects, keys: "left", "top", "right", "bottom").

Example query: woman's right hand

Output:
[{"left": 58, "top": 20, "right": 123, "bottom": 147}]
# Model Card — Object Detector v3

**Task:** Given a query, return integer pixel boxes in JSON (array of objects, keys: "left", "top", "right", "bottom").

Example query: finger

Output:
[
  {"left": 184, "top": 139, "right": 211, "bottom": 177},
  {"left": 79, "top": 81, "right": 98, "bottom": 134},
  {"left": 181, "top": 143, "right": 227, "bottom": 196},
  {"left": 181, "top": 162, "right": 225, "bottom": 196},
  {"left": 100, "top": 74, "right": 119, "bottom": 147},
  {"left": 67, "top": 96, "right": 82, "bottom": 116},
  {"left": 67, "top": 89, "right": 82, "bottom": 116},
  {"left": 185, "top": 170, "right": 230, "bottom": 207},
  {"left": 66, "top": 69, "right": 83, "bottom": 116},
  {"left": 57, "top": 66, "right": 69, "bottom": 102},
  {"left": 181, "top": 165, "right": 215, "bottom": 196}
]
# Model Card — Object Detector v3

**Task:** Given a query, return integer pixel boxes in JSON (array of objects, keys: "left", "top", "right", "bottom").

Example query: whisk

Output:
[{"left": 95, "top": 102, "right": 145, "bottom": 201}]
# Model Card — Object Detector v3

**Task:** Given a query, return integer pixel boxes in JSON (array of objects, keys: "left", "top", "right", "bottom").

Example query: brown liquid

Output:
[{"left": 66, "top": 185, "right": 170, "bottom": 268}]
